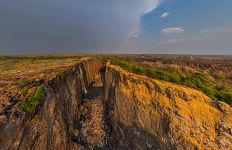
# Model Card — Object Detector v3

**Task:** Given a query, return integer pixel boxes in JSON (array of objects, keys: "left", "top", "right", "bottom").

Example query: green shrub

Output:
[
  {"left": 180, "top": 77, "right": 196, "bottom": 87},
  {"left": 131, "top": 65, "right": 144, "bottom": 74},
  {"left": 110, "top": 57, "right": 131, "bottom": 71},
  {"left": 169, "top": 72, "right": 181, "bottom": 83},
  {"left": 19, "top": 86, "right": 45, "bottom": 112},
  {"left": 145, "top": 68, "right": 156, "bottom": 78},
  {"left": 215, "top": 86, "right": 232, "bottom": 105},
  {"left": 154, "top": 70, "right": 181, "bottom": 83}
]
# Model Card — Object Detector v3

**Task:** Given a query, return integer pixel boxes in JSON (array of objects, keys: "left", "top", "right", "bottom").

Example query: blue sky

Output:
[
  {"left": 0, "top": 0, "right": 231, "bottom": 54},
  {"left": 130, "top": 0, "right": 232, "bottom": 54}
]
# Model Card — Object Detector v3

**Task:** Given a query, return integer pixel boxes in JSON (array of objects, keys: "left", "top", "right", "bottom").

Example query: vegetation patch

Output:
[
  {"left": 19, "top": 86, "right": 45, "bottom": 112},
  {"left": 17, "top": 80, "right": 30, "bottom": 94},
  {"left": 109, "top": 57, "right": 232, "bottom": 105}
]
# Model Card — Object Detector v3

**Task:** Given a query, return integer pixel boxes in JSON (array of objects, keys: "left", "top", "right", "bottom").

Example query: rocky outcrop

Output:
[
  {"left": 0, "top": 59, "right": 103, "bottom": 150},
  {"left": 104, "top": 64, "right": 232, "bottom": 150}
]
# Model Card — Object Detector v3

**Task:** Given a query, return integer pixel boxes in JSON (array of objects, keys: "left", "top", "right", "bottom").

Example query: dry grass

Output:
[{"left": 0, "top": 56, "right": 87, "bottom": 96}]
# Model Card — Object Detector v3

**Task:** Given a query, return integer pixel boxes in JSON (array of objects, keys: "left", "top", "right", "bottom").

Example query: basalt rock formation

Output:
[
  {"left": 0, "top": 59, "right": 104, "bottom": 149},
  {"left": 104, "top": 65, "right": 232, "bottom": 149},
  {"left": 0, "top": 58, "right": 232, "bottom": 150}
]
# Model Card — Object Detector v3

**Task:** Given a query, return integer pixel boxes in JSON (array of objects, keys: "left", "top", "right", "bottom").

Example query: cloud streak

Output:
[
  {"left": 160, "top": 12, "right": 170, "bottom": 18},
  {"left": 200, "top": 27, "right": 232, "bottom": 34},
  {"left": 161, "top": 27, "right": 184, "bottom": 34}
]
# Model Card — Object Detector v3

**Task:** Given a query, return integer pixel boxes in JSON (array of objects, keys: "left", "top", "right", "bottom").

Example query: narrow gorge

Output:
[{"left": 0, "top": 58, "right": 232, "bottom": 150}]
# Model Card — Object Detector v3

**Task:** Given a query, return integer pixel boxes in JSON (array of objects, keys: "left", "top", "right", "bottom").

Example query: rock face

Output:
[
  {"left": 0, "top": 59, "right": 103, "bottom": 150},
  {"left": 1, "top": 59, "right": 232, "bottom": 150},
  {"left": 104, "top": 65, "right": 232, "bottom": 150}
]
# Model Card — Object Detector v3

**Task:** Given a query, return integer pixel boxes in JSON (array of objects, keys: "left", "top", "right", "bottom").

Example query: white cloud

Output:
[
  {"left": 160, "top": 12, "right": 170, "bottom": 18},
  {"left": 128, "top": 0, "right": 164, "bottom": 38},
  {"left": 161, "top": 27, "right": 184, "bottom": 34},
  {"left": 144, "top": 0, "right": 164, "bottom": 13},
  {"left": 200, "top": 27, "right": 232, "bottom": 34}
]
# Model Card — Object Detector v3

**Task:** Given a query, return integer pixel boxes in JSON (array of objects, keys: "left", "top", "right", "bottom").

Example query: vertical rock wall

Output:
[
  {"left": 0, "top": 59, "right": 103, "bottom": 150},
  {"left": 104, "top": 65, "right": 232, "bottom": 150}
]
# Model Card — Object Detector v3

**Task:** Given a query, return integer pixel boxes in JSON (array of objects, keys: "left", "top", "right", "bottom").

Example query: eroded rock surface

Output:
[
  {"left": 104, "top": 64, "right": 232, "bottom": 150},
  {"left": 0, "top": 58, "right": 104, "bottom": 150}
]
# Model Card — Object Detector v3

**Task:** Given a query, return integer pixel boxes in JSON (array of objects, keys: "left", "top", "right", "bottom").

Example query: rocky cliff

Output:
[
  {"left": 105, "top": 64, "right": 232, "bottom": 150},
  {"left": 0, "top": 58, "right": 103, "bottom": 149},
  {"left": 1, "top": 58, "right": 232, "bottom": 150}
]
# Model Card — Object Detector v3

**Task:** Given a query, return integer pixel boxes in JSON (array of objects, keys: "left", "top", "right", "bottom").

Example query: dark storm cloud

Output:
[{"left": 0, "top": 0, "right": 162, "bottom": 54}]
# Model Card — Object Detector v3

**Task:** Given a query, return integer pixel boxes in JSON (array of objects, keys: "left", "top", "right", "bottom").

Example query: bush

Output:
[
  {"left": 19, "top": 86, "right": 45, "bottom": 112},
  {"left": 145, "top": 68, "right": 156, "bottom": 78},
  {"left": 131, "top": 65, "right": 144, "bottom": 74},
  {"left": 110, "top": 57, "right": 131, "bottom": 71},
  {"left": 180, "top": 77, "right": 196, "bottom": 87},
  {"left": 155, "top": 70, "right": 181, "bottom": 83},
  {"left": 215, "top": 86, "right": 232, "bottom": 105}
]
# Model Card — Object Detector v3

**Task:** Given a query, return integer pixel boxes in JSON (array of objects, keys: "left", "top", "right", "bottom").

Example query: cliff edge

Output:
[{"left": 105, "top": 64, "right": 232, "bottom": 149}]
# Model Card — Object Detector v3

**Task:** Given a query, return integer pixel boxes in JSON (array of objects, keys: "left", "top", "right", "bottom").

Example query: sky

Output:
[{"left": 0, "top": 0, "right": 232, "bottom": 55}]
